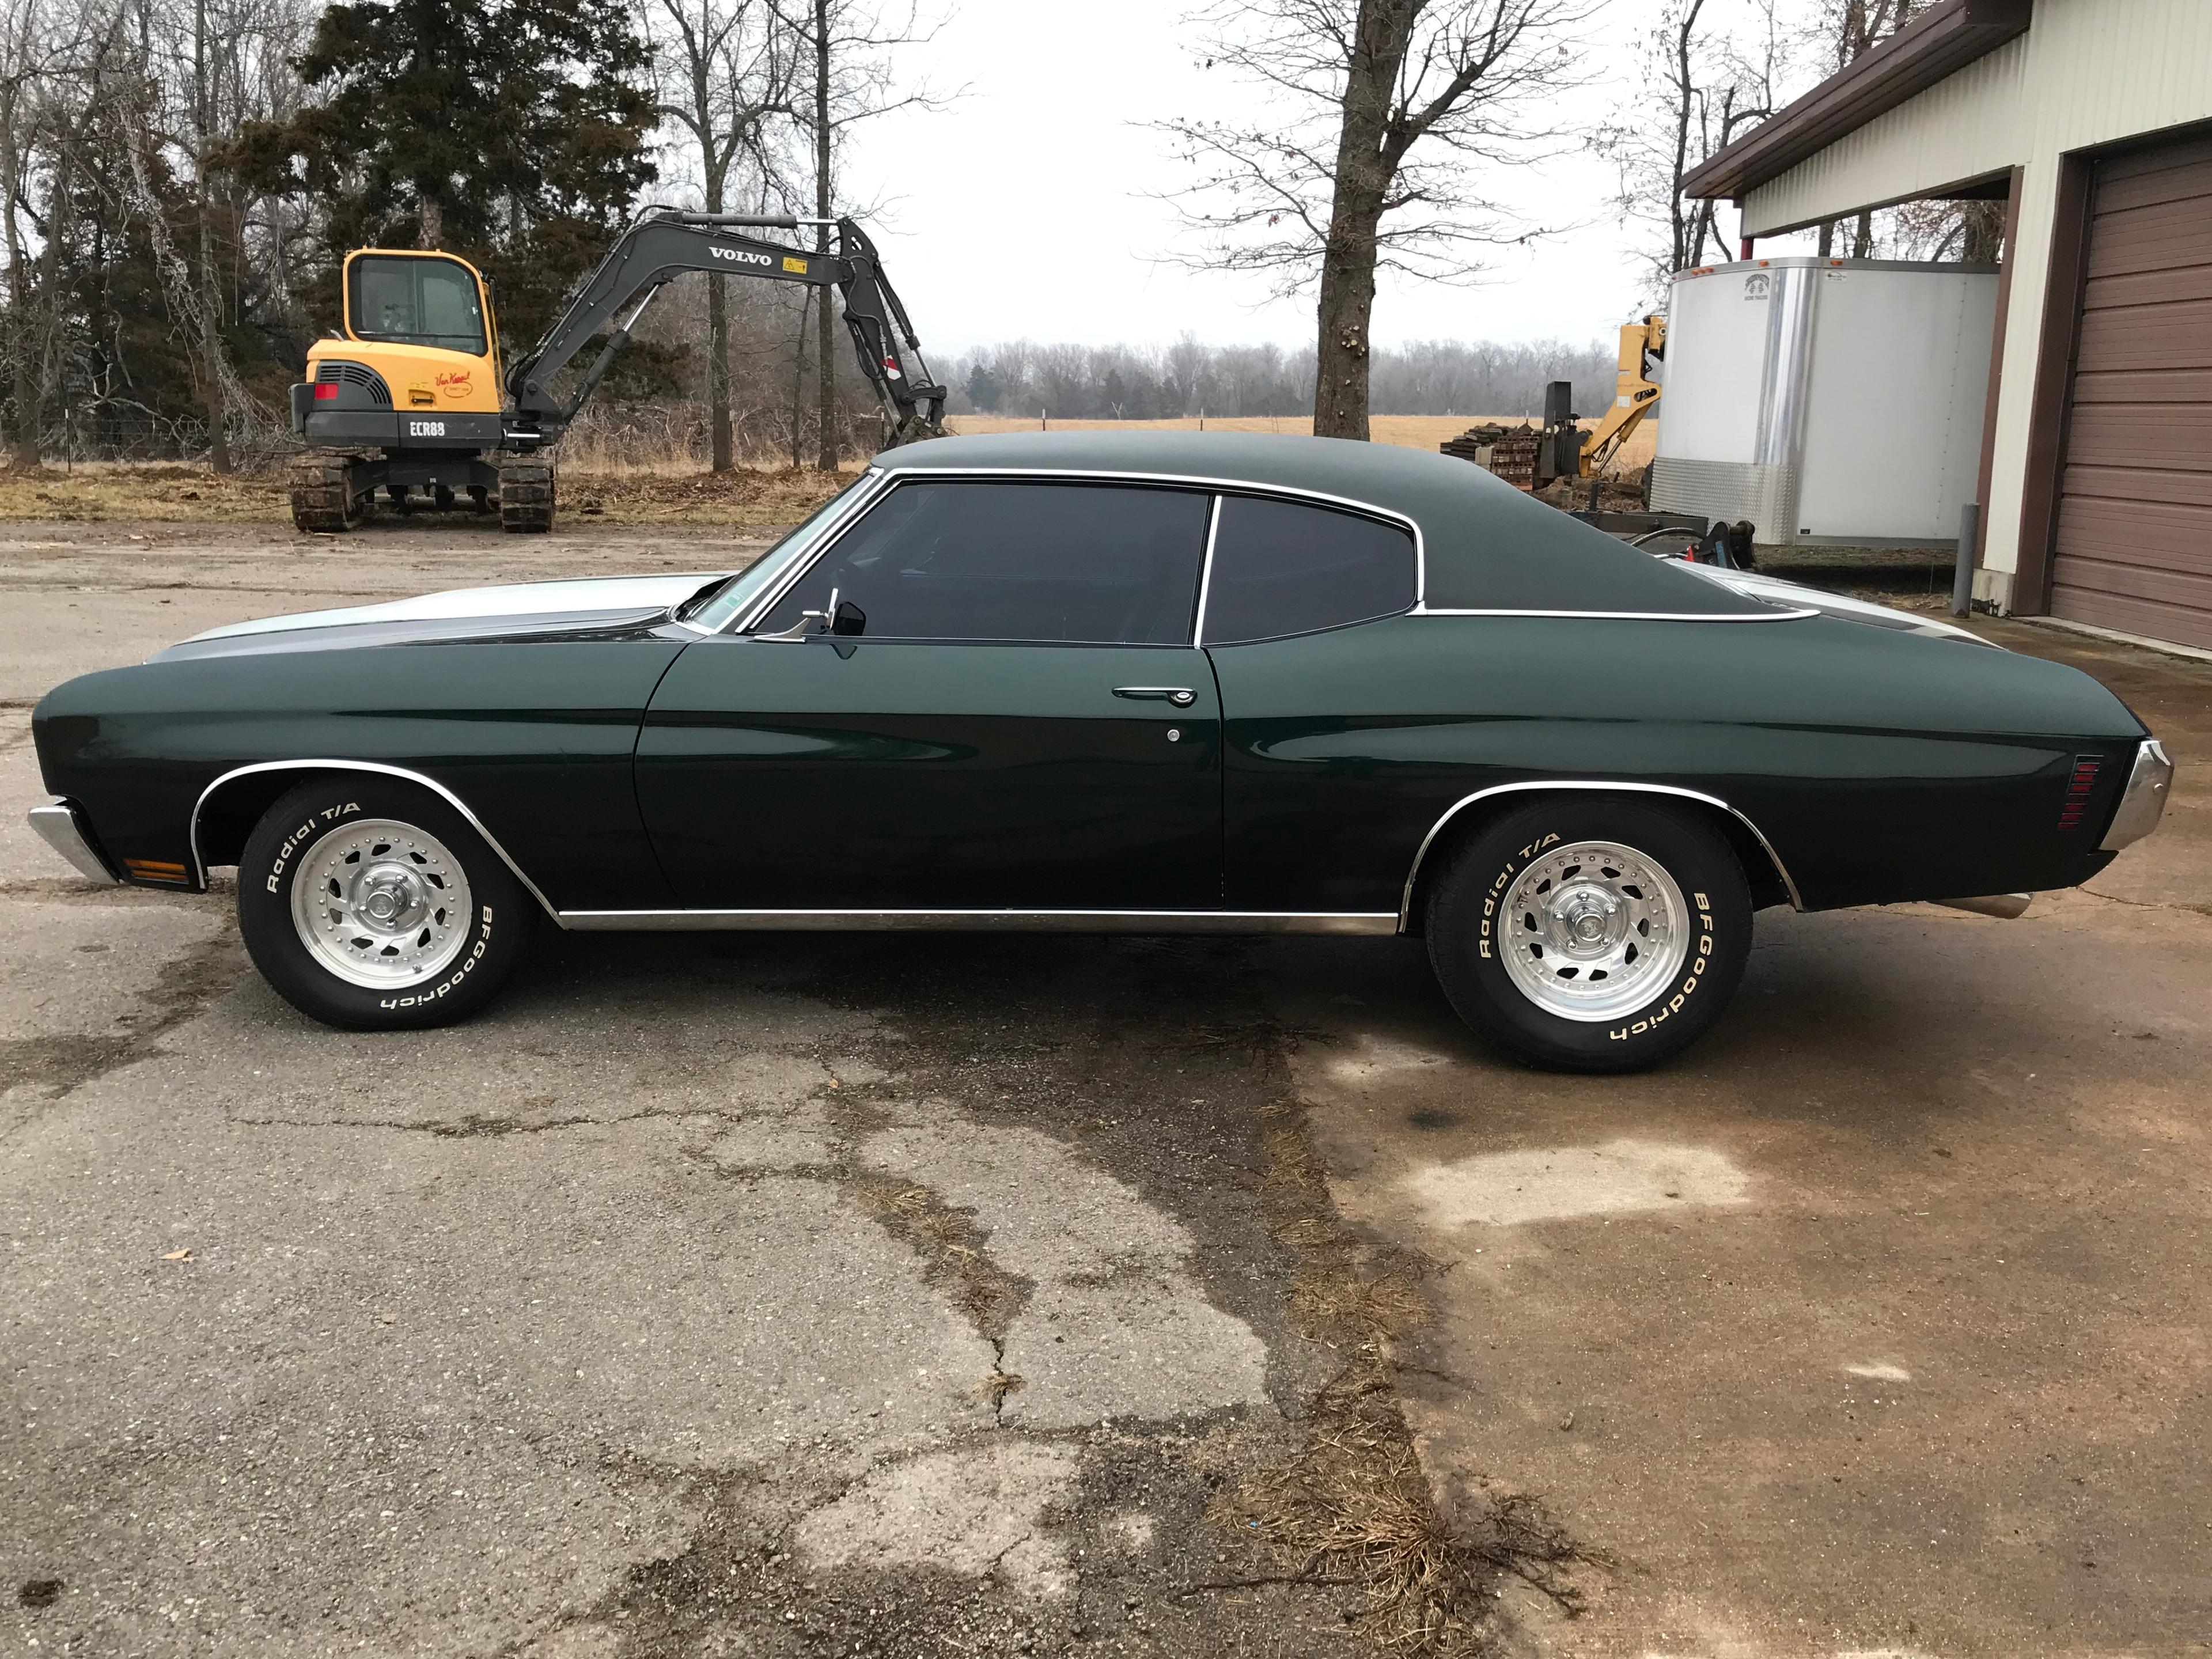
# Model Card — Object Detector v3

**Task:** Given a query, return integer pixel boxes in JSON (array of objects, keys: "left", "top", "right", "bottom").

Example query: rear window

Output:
[
  {"left": 349, "top": 255, "right": 487, "bottom": 355},
  {"left": 1201, "top": 495, "right": 1418, "bottom": 645}
]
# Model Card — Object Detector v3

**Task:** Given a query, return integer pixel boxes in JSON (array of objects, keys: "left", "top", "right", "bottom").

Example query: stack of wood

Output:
[{"left": 1439, "top": 422, "right": 1541, "bottom": 490}]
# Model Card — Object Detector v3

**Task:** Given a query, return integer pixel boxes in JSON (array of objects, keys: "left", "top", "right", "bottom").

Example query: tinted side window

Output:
[
  {"left": 1201, "top": 495, "right": 1417, "bottom": 645},
  {"left": 757, "top": 481, "right": 1209, "bottom": 645}
]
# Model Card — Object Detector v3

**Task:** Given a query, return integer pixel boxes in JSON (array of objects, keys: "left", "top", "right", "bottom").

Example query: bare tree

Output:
[
  {"left": 771, "top": 0, "right": 942, "bottom": 469},
  {"left": 0, "top": 0, "right": 72, "bottom": 467},
  {"left": 1600, "top": 0, "right": 1782, "bottom": 297},
  {"left": 1161, "top": 0, "right": 1602, "bottom": 442},
  {"left": 1808, "top": 0, "right": 1919, "bottom": 255},
  {"left": 645, "top": 0, "right": 794, "bottom": 471}
]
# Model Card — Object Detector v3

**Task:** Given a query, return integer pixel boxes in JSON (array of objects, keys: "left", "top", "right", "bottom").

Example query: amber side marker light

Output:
[
  {"left": 2058, "top": 756, "right": 2101, "bottom": 831},
  {"left": 123, "top": 858, "right": 190, "bottom": 883}
]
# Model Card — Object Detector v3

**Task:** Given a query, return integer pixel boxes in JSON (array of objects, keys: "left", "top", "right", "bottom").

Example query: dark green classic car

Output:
[{"left": 28, "top": 433, "right": 2174, "bottom": 1070}]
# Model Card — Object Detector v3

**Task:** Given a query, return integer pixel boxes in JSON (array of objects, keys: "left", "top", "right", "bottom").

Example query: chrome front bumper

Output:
[
  {"left": 28, "top": 800, "right": 119, "bottom": 884},
  {"left": 2101, "top": 738, "right": 2175, "bottom": 852}
]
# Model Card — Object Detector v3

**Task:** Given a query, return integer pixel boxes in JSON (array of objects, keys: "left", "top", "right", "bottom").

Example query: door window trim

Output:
[{"left": 727, "top": 466, "right": 1427, "bottom": 643}]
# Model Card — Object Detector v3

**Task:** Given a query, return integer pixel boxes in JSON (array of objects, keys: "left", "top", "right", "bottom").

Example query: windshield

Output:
[
  {"left": 349, "top": 255, "right": 488, "bottom": 354},
  {"left": 687, "top": 472, "right": 881, "bottom": 631}
]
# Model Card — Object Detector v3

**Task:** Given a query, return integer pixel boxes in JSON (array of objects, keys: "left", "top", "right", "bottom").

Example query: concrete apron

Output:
[{"left": 1270, "top": 622, "right": 2212, "bottom": 1656}]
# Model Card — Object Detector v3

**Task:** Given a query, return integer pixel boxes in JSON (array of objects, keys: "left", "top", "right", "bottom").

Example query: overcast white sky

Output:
[{"left": 823, "top": 0, "right": 1809, "bottom": 355}]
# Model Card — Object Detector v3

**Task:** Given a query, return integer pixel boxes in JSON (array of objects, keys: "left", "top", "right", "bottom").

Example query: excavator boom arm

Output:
[{"left": 504, "top": 211, "right": 945, "bottom": 445}]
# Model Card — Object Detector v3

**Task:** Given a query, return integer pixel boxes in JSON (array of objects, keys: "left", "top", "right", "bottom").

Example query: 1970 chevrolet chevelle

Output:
[{"left": 29, "top": 432, "right": 2174, "bottom": 1070}]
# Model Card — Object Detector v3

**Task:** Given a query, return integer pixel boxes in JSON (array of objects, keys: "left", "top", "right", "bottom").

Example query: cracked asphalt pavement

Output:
[{"left": 5, "top": 518, "right": 2210, "bottom": 1658}]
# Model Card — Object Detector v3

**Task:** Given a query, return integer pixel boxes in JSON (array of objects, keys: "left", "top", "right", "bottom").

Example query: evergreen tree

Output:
[
  {"left": 232, "top": 0, "right": 658, "bottom": 350},
  {"left": 965, "top": 361, "right": 1001, "bottom": 413}
]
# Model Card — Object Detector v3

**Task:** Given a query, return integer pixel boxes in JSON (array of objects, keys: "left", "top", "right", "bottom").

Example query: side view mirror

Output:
[{"left": 761, "top": 585, "right": 864, "bottom": 642}]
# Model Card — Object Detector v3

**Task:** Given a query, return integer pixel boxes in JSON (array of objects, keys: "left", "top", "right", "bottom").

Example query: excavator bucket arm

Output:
[{"left": 503, "top": 211, "right": 946, "bottom": 448}]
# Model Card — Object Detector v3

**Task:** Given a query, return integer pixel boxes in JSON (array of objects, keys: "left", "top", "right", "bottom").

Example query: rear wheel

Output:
[
  {"left": 236, "top": 778, "right": 533, "bottom": 1030},
  {"left": 1425, "top": 797, "right": 1752, "bottom": 1072},
  {"left": 498, "top": 451, "right": 556, "bottom": 533}
]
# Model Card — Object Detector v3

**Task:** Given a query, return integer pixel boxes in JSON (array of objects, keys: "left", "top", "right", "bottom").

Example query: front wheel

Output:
[
  {"left": 236, "top": 778, "right": 533, "bottom": 1029},
  {"left": 1425, "top": 798, "right": 1752, "bottom": 1072}
]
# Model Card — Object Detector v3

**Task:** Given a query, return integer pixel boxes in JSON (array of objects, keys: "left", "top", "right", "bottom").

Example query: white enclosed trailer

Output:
[{"left": 1649, "top": 257, "right": 1999, "bottom": 547}]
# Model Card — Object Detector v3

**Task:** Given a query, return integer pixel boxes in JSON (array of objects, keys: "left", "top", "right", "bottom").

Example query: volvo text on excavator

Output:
[{"left": 286, "top": 211, "right": 946, "bottom": 533}]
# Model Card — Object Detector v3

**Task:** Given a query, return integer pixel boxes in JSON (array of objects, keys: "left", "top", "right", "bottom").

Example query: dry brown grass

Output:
[
  {"left": 1, "top": 409, "right": 1654, "bottom": 529},
  {"left": 563, "top": 465, "right": 856, "bottom": 528},
  {"left": 1216, "top": 1101, "right": 1594, "bottom": 1650},
  {"left": 0, "top": 461, "right": 287, "bottom": 522},
  {"left": 0, "top": 459, "right": 854, "bottom": 529},
  {"left": 850, "top": 1175, "right": 1031, "bottom": 1343}
]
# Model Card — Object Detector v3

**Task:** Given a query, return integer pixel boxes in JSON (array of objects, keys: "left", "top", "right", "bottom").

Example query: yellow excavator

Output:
[{"left": 287, "top": 211, "right": 945, "bottom": 533}]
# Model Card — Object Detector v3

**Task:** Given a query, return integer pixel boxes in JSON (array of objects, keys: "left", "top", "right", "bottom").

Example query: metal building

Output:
[{"left": 1683, "top": 0, "right": 2212, "bottom": 653}]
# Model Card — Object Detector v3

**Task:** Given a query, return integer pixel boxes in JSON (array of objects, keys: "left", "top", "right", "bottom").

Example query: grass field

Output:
[
  {"left": 0, "top": 460, "right": 861, "bottom": 528},
  {"left": 945, "top": 412, "right": 1659, "bottom": 475},
  {"left": 0, "top": 413, "right": 1654, "bottom": 527}
]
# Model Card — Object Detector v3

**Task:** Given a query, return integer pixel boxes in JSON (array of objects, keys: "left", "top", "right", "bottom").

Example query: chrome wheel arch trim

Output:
[
  {"left": 188, "top": 759, "right": 562, "bottom": 921},
  {"left": 1397, "top": 780, "right": 1804, "bottom": 930}
]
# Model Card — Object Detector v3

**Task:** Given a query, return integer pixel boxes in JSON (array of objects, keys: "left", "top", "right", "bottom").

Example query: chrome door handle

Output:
[{"left": 1113, "top": 685, "right": 1195, "bottom": 706}]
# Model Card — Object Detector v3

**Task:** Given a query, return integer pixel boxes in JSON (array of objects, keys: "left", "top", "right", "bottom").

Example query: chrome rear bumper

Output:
[
  {"left": 2101, "top": 738, "right": 2174, "bottom": 851},
  {"left": 28, "top": 801, "right": 119, "bottom": 884}
]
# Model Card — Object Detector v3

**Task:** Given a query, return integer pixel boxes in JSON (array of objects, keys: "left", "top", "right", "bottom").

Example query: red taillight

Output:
[
  {"left": 2058, "top": 755, "right": 2101, "bottom": 829},
  {"left": 313, "top": 382, "right": 338, "bottom": 400}
]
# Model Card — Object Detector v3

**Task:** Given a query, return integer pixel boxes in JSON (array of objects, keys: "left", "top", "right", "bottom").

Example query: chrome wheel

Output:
[
  {"left": 1497, "top": 839, "right": 1688, "bottom": 1023},
  {"left": 289, "top": 817, "right": 475, "bottom": 991}
]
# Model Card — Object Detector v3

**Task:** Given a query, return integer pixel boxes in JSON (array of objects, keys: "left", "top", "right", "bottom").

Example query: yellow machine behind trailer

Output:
[
  {"left": 1438, "top": 315, "right": 1666, "bottom": 497},
  {"left": 285, "top": 211, "right": 946, "bottom": 535}
]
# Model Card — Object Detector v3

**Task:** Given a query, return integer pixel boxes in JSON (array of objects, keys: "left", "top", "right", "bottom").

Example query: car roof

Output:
[{"left": 874, "top": 430, "right": 1777, "bottom": 616}]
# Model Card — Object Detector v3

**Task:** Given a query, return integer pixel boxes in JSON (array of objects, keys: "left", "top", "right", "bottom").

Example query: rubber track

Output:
[
  {"left": 498, "top": 454, "right": 556, "bottom": 533},
  {"left": 289, "top": 452, "right": 365, "bottom": 533}
]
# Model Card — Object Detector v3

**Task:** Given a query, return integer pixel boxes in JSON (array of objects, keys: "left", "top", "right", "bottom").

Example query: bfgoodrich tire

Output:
[
  {"left": 1425, "top": 797, "right": 1752, "bottom": 1073},
  {"left": 236, "top": 778, "right": 533, "bottom": 1030}
]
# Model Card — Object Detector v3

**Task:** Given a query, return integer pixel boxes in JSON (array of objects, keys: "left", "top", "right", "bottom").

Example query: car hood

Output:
[
  {"left": 157, "top": 573, "right": 732, "bottom": 660},
  {"left": 1679, "top": 563, "right": 1995, "bottom": 646}
]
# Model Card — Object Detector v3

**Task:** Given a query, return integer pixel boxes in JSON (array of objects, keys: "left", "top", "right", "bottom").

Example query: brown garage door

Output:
[{"left": 2051, "top": 132, "right": 2212, "bottom": 650}]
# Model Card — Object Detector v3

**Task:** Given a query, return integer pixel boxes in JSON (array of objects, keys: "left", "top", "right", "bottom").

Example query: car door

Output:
[
  {"left": 1201, "top": 493, "right": 1424, "bottom": 913},
  {"left": 635, "top": 477, "right": 1223, "bottom": 912}
]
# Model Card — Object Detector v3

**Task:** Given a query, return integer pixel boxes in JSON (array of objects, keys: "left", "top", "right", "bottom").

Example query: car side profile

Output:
[{"left": 29, "top": 432, "right": 2173, "bottom": 1070}]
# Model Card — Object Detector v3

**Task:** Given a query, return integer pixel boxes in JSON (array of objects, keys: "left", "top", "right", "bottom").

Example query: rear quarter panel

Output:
[{"left": 1210, "top": 613, "right": 2147, "bottom": 914}]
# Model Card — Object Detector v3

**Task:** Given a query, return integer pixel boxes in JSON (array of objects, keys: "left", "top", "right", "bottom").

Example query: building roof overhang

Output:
[{"left": 1681, "top": 0, "right": 2032, "bottom": 201}]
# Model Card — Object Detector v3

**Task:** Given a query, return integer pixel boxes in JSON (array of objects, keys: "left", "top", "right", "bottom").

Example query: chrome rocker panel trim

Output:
[
  {"left": 29, "top": 800, "right": 120, "bottom": 884},
  {"left": 188, "top": 760, "right": 562, "bottom": 919},
  {"left": 559, "top": 908, "right": 1399, "bottom": 935},
  {"left": 1397, "top": 780, "right": 1805, "bottom": 928}
]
